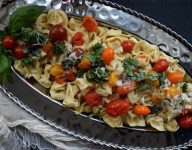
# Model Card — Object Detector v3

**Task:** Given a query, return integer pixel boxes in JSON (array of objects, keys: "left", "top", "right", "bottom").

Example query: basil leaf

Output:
[
  {"left": 8, "top": 5, "right": 46, "bottom": 34},
  {"left": 0, "top": 54, "right": 10, "bottom": 74},
  {"left": 0, "top": 31, "right": 5, "bottom": 40},
  {"left": 92, "top": 43, "right": 103, "bottom": 54},
  {"left": 136, "top": 82, "right": 152, "bottom": 91}
]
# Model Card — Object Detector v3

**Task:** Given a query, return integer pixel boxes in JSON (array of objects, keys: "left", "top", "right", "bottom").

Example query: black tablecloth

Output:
[{"left": 110, "top": 0, "right": 192, "bottom": 44}]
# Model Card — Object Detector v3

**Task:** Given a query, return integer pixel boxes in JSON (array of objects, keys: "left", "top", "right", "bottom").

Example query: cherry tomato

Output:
[
  {"left": 71, "top": 32, "right": 84, "bottom": 46},
  {"left": 13, "top": 45, "right": 28, "bottom": 59},
  {"left": 102, "top": 47, "right": 115, "bottom": 65},
  {"left": 121, "top": 40, "right": 135, "bottom": 53},
  {"left": 105, "top": 99, "right": 130, "bottom": 117},
  {"left": 49, "top": 24, "right": 67, "bottom": 43},
  {"left": 82, "top": 16, "right": 98, "bottom": 32},
  {"left": 116, "top": 81, "right": 136, "bottom": 95},
  {"left": 78, "top": 58, "right": 91, "bottom": 70},
  {"left": 85, "top": 91, "right": 102, "bottom": 106},
  {"left": 178, "top": 114, "right": 192, "bottom": 129},
  {"left": 133, "top": 104, "right": 151, "bottom": 116},
  {"left": 42, "top": 42, "right": 53, "bottom": 58},
  {"left": 65, "top": 69, "right": 76, "bottom": 82},
  {"left": 54, "top": 75, "right": 65, "bottom": 84},
  {"left": 2, "top": 36, "right": 16, "bottom": 50},
  {"left": 167, "top": 71, "right": 184, "bottom": 84},
  {"left": 153, "top": 59, "right": 169, "bottom": 73},
  {"left": 50, "top": 64, "right": 64, "bottom": 77}
]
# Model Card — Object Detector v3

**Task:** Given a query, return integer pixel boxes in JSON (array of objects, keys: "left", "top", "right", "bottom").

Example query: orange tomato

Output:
[
  {"left": 43, "top": 42, "right": 53, "bottom": 58},
  {"left": 167, "top": 71, "right": 184, "bottom": 84},
  {"left": 102, "top": 47, "right": 115, "bottom": 65},
  {"left": 116, "top": 81, "right": 136, "bottom": 95},
  {"left": 164, "top": 86, "right": 181, "bottom": 98},
  {"left": 82, "top": 16, "right": 98, "bottom": 32},
  {"left": 133, "top": 104, "right": 151, "bottom": 115},
  {"left": 78, "top": 58, "right": 91, "bottom": 70}
]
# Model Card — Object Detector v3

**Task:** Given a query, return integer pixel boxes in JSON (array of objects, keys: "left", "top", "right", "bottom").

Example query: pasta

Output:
[{"left": 7, "top": 6, "right": 192, "bottom": 132}]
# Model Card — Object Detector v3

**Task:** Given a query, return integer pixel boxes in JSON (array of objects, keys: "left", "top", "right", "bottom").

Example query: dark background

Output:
[{"left": 110, "top": 0, "right": 192, "bottom": 44}]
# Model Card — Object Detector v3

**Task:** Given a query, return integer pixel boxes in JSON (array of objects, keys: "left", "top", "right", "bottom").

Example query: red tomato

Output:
[
  {"left": 105, "top": 99, "right": 130, "bottom": 117},
  {"left": 2, "top": 36, "right": 16, "bottom": 50},
  {"left": 71, "top": 32, "right": 84, "bottom": 46},
  {"left": 116, "top": 81, "right": 136, "bottom": 95},
  {"left": 153, "top": 59, "right": 169, "bottom": 73},
  {"left": 178, "top": 114, "right": 192, "bottom": 129},
  {"left": 85, "top": 91, "right": 102, "bottom": 106},
  {"left": 102, "top": 47, "right": 115, "bottom": 65},
  {"left": 65, "top": 69, "right": 76, "bottom": 82},
  {"left": 82, "top": 16, "right": 98, "bottom": 32},
  {"left": 121, "top": 40, "right": 135, "bottom": 53},
  {"left": 13, "top": 45, "right": 28, "bottom": 59},
  {"left": 49, "top": 24, "right": 67, "bottom": 43}
]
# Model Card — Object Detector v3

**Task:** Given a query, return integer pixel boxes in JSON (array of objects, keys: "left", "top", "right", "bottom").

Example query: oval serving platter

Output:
[{"left": 1, "top": 0, "right": 192, "bottom": 149}]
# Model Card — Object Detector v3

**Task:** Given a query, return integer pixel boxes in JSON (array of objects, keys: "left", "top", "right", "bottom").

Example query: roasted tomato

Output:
[
  {"left": 2, "top": 36, "right": 16, "bottom": 50},
  {"left": 49, "top": 24, "right": 67, "bottom": 43},
  {"left": 13, "top": 45, "right": 28, "bottom": 59},
  {"left": 105, "top": 99, "right": 130, "bottom": 117},
  {"left": 133, "top": 104, "right": 151, "bottom": 115},
  {"left": 65, "top": 68, "right": 76, "bottom": 82},
  {"left": 116, "top": 81, "right": 136, "bottom": 95},
  {"left": 153, "top": 59, "right": 169, "bottom": 73},
  {"left": 71, "top": 32, "right": 84, "bottom": 46},
  {"left": 121, "top": 40, "right": 135, "bottom": 53},
  {"left": 82, "top": 16, "right": 98, "bottom": 32},
  {"left": 178, "top": 114, "right": 192, "bottom": 129},
  {"left": 85, "top": 91, "right": 102, "bottom": 106},
  {"left": 102, "top": 47, "right": 115, "bottom": 65},
  {"left": 167, "top": 71, "right": 184, "bottom": 84}
]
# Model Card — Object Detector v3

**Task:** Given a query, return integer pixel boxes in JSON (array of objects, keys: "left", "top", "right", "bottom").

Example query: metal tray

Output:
[{"left": 1, "top": 0, "right": 192, "bottom": 149}]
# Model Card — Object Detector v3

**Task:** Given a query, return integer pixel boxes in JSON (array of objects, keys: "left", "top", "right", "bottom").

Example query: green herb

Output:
[
  {"left": 62, "top": 58, "right": 80, "bottom": 69},
  {"left": 8, "top": 5, "right": 46, "bottom": 34},
  {"left": 77, "top": 70, "right": 86, "bottom": 78},
  {"left": 54, "top": 43, "right": 67, "bottom": 54},
  {"left": 92, "top": 43, "right": 103, "bottom": 54},
  {"left": 0, "top": 31, "right": 5, "bottom": 40},
  {"left": 182, "top": 83, "right": 188, "bottom": 92},
  {"left": 159, "top": 73, "right": 167, "bottom": 91},
  {"left": 150, "top": 105, "right": 163, "bottom": 114},
  {"left": 22, "top": 48, "right": 41, "bottom": 64},
  {"left": 136, "top": 82, "right": 152, "bottom": 91},
  {"left": 21, "top": 27, "right": 48, "bottom": 45},
  {"left": 122, "top": 58, "right": 139, "bottom": 76},
  {"left": 86, "top": 67, "right": 108, "bottom": 82},
  {"left": 131, "top": 71, "right": 159, "bottom": 82},
  {"left": 0, "top": 45, "right": 12, "bottom": 84},
  {"left": 85, "top": 43, "right": 104, "bottom": 67}
]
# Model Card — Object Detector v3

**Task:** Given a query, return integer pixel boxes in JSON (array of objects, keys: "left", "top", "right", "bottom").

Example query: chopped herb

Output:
[
  {"left": 122, "top": 58, "right": 139, "bottom": 76},
  {"left": 182, "top": 83, "right": 188, "bottom": 92},
  {"left": 92, "top": 43, "right": 103, "bottom": 54},
  {"left": 22, "top": 48, "right": 41, "bottom": 63},
  {"left": 159, "top": 73, "right": 167, "bottom": 91},
  {"left": 136, "top": 82, "right": 152, "bottom": 91},
  {"left": 77, "top": 70, "right": 86, "bottom": 78},
  {"left": 150, "top": 105, "right": 163, "bottom": 114},
  {"left": 131, "top": 71, "right": 159, "bottom": 82},
  {"left": 54, "top": 43, "right": 67, "bottom": 54},
  {"left": 21, "top": 27, "right": 48, "bottom": 45},
  {"left": 85, "top": 43, "right": 104, "bottom": 67},
  {"left": 86, "top": 67, "right": 108, "bottom": 82},
  {"left": 0, "top": 31, "right": 5, "bottom": 40},
  {"left": 62, "top": 58, "right": 80, "bottom": 69}
]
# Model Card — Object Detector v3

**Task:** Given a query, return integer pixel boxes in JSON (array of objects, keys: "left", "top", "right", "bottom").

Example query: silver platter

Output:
[{"left": 1, "top": 0, "right": 192, "bottom": 149}]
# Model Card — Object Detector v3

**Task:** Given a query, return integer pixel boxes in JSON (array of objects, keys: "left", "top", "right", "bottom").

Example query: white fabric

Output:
[{"left": 0, "top": 91, "right": 107, "bottom": 150}]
